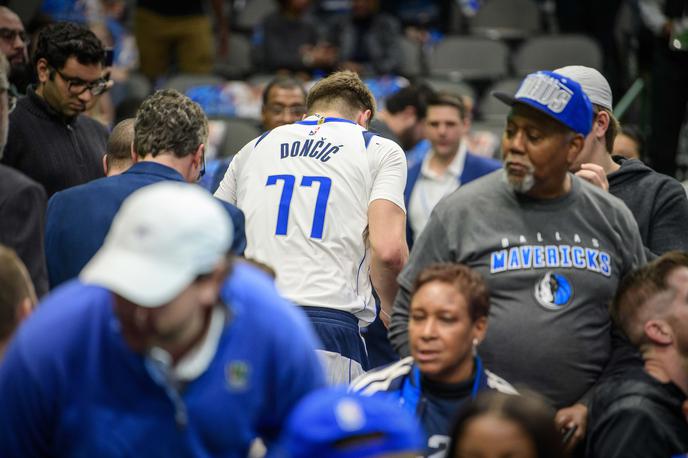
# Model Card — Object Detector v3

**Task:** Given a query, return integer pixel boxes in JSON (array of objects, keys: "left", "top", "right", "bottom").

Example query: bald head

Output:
[{"left": 104, "top": 118, "right": 135, "bottom": 176}]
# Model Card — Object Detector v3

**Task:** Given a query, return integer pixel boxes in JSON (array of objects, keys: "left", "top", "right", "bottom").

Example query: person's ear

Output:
[
  {"left": 472, "top": 316, "right": 488, "bottom": 342},
  {"left": 566, "top": 133, "right": 585, "bottom": 164},
  {"left": 130, "top": 141, "right": 139, "bottom": 163},
  {"left": 36, "top": 58, "right": 51, "bottom": 84},
  {"left": 102, "top": 154, "right": 108, "bottom": 175},
  {"left": 594, "top": 110, "right": 610, "bottom": 141},
  {"left": 357, "top": 109, "right": 372, "bottom": 129},
  {"left": 644, "top": 319, "right": 673, "bottom": 346},
  {"left": 17, "top": 297, "right": 33, "bottom": 322}
]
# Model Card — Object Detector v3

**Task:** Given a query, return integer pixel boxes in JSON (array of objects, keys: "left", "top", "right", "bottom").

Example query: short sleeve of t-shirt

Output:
[
  {"left": 367, "top": 135, "right": 407, "bottom": 212},
  {"left": 214, "top": 140, "right": 255, "bottom": 204}
]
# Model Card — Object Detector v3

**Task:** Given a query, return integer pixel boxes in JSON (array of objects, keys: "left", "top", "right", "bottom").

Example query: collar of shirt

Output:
[
  {"left": 174, "top": 305, "right": 227, "bottom": 381},
  {"left": 420, "top": 140, "right": 467, "bottom": 183}
]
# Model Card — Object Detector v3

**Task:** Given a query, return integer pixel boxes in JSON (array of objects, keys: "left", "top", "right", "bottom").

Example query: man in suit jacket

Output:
[
  {"left": 405, "top": 92, "right": 502, "bottom": 246},
  {"left": 45, "top": 89, "right": 246, "bottom": 289},
  {"left": 0, "top": 51, "right": 48, "bottom": 297}
]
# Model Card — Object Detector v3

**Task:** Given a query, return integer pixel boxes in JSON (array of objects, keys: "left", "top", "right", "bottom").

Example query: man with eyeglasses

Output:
[
  {"left": 1, "top": 21, "right": 110, "bottom": 197},
  {"left": 0, "top": 7, "right": 30, "bottom": 95},
  {"left": 209, "top": 76, "right": 307, "bottom": 193},
  {"left": 45, "top": 89, "right": 246, "bottom": 290}
]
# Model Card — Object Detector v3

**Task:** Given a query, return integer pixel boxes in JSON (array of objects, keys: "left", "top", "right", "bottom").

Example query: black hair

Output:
[
  {"left": 32, "top": 22, "right": 106, "bottom": 71},
  {"left": 262, "top": 75, "right": 307, "bottom": 107},
  {"left": 384, "top": 84, "right": 436, "bottom": 119},
  {"left": 447, "top": 391, "right": 568, "bottom": 458}
]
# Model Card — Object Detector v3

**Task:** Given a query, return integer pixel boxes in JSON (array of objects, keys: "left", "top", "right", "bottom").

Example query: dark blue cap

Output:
[
  {"left": 493, "top": 71, "right": 593, "bottom": 135},
  {"left": 275, "top": 387, "right": 424, "bottom": 458}
]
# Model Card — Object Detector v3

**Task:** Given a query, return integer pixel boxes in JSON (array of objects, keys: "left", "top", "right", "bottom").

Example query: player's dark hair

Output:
[
  {"left": 427, "top": 91, "right": 468, "bottom": 120},
  {"left": 262, "top": 75, "right": 307, "bottom": 108},
  {"left": 384, "top": 84, "right": 436, "bottom": 119},
  {"left": 413, "top": 263, "right": 489, "bottom": 322},
  {"left": 32, "top": 22, "right": 106, "bottom": 72},
  {"left": 447, "top": 391, "right": 568, "bottom": 458}
]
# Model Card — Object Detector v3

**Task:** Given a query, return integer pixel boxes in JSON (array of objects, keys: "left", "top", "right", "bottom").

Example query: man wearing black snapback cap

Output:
[{"left": 389, "top": 70, "right": 646, "bottom": 448}]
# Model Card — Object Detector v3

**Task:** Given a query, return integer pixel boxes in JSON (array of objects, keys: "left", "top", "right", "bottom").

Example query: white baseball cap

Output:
[
  {"left": 80, "top": 181, "right": 233, "bottom": 307},
  {"left": 553, "top": 65, "right": 613, "bottom": 111}
]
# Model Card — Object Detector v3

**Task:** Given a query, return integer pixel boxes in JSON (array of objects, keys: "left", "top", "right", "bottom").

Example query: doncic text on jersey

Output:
[{"left": 279, "top": 138, "right": 342, "bottom": 163}]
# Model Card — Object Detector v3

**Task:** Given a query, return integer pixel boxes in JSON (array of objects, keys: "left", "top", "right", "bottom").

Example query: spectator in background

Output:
[
  {"left": 252, "top": 0, "right": 335, "bottom": 76},
  {"left": 390, "top": 71, "right": 646, "bottom": 448},
  {"left": 352, "top": 263, "right": 516, "bottom": 456},
  {"left": 102, "top": 117, "right": 135, "bottom": 176},
  {"left": 209, "top": 76, "right": 307, "bottom": 193},
  {"left": 1, "top": 22, "right": 110, "bottom": 197},
  {"left": 327, "top": 0, "right": 403, "bottom": 76},
  {"left": 45, "top": 89, "right": 246, "bottom": 290},
  {"left": 405, "top": 93, "right": 501, "bottom": 245},
  {"left": 0, "top": 182, "right": 325, "bottom": 456},
  {"left": 613, "top": 125, "right": 644, "bottom": 160},
  {"left": 587, "top": 251, "right": 688, "bottom": 458},
  {"left": 134, "top": 0, "right": 228, "bottom": 82},
  {"left": 0, "top": 245, "right": 35, "bottom": 361},
  {"left": 0, "top": 7, "right": 31, "bottom": 94},
  {"left": 0, "top": 52, "right": 48, "bottom": 298},
  {"left": 447, "top": 391, "right": 569, "bottom": 458},
  {"left": 556, "top": 65, "right": 688, "bottom": 256},
  {"left": 639, "top": 0, "right": 688, "bottom": 177},
  {"left": 370, "top": 83, "right": 435, "bottom": 157}
]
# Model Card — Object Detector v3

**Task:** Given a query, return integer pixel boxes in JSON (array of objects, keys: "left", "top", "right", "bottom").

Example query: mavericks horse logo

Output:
[{"left": 534, "top": 271, "right": 573, "bottom": 310}]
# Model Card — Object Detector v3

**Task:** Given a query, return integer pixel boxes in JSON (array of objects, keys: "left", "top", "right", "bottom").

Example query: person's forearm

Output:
[
  {"left": 370, "top": 249, "right": 407, "bottom": 317},
  {"left": 389, "top": 284, "right": 412, "bottom": 356}
]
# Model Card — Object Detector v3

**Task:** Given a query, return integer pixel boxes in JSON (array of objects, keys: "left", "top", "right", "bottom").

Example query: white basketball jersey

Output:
[{"left": 215, "top": 116, "right": 406, "bottom": 324}]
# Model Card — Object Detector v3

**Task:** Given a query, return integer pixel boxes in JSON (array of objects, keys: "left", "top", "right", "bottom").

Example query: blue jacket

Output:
[
  {"left": 0, "top": 261, "right": 325, "bottom": 457},
  {"left": 45, "top": 161, "right": 247, "bottom": 289},
  {"left": 404, "top": 150, "right": 502, "bottom": 246},
  {"left": 351, "top": 356, "right": 516, "bottom": 456}
]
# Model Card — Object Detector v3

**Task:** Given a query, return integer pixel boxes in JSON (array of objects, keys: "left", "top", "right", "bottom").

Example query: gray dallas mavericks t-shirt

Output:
[{"left": 390, "top": 170, "right": 646, "bottom": 408}]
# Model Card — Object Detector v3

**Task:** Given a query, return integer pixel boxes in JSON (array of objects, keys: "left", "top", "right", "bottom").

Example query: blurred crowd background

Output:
[{"left": 4, "top": 0, "right": 687, "bottom": 179}]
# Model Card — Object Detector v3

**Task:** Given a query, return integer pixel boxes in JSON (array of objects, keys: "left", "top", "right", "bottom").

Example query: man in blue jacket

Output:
[
  {"left": 0, "top": 181, "right": 325, "bottom": 457},
  {"left": 405, "top": 92, "right": 501, "bottom": 246},
  {"left": 45, "top": 89, "right": 246, "bottom": 289}
]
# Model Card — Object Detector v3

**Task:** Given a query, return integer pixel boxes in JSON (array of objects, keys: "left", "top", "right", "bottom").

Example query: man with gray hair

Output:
[
  {"left": 45, "top": 89, "right": 246, "bottom": 289},
  {"left": 555, "top": 65, "right": 688, "bottom": 256},
  {"left": 0, "top": 52, "right": 49, "bottom": 297}
]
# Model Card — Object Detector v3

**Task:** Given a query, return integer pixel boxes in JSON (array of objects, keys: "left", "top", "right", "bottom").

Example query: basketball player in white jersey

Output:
[{"left": 215, "top": 71, "right": 408, "bottom": 384}]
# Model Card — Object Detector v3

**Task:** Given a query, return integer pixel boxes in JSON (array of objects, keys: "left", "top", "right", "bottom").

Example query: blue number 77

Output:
[{"left": 266, "top": 174, "right": 332, "bottom": 239}]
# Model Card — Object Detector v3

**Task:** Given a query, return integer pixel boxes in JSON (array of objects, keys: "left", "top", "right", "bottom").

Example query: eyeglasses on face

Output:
[
  {"left": 51, "top": 66, "right": 110, "bottom": 96},
  {"left": 0, "top": 28, "right": 28, "bottom": 44}
]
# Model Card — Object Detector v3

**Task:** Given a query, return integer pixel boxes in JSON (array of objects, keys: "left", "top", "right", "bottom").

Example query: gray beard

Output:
[{"left": 503, "top": 169, "right": 535, "bottom": 194}]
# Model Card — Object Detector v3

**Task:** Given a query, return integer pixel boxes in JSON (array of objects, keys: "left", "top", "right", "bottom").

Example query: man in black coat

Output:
[
  {"left": 0, "top": 52, "right": 47, "bottom": 297},
  {"left": 1, "top": 22, "right": 109, "bottom": 197}
]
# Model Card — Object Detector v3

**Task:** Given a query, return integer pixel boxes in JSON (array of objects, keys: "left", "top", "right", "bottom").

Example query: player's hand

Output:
[
  {"left": 555, "top": 403, "right": 587, "bottom": 450},
  {"left": 575, "top": 163, "right": 609, "bottom": 191}
]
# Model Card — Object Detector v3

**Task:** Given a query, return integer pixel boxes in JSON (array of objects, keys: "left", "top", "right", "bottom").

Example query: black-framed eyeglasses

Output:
[
  {"left": 0, "top": 28, "right": 28, "bottom": 44},
  {"left": 51, "top": 66, "right": 110, "bottom": 96}
]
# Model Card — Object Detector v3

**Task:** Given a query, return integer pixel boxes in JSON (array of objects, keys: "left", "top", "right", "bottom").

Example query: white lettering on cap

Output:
[{"left": 515, "top": 74, "right": 573, "bottom": 113}]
